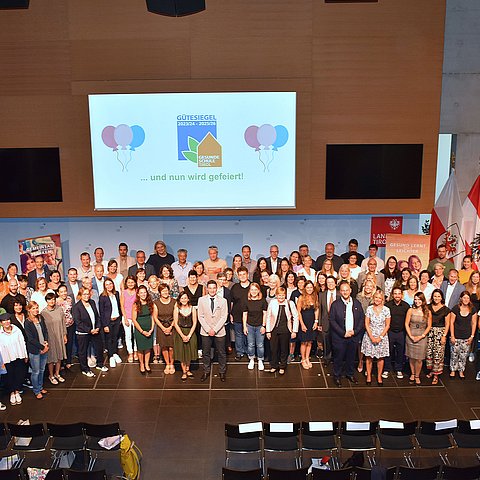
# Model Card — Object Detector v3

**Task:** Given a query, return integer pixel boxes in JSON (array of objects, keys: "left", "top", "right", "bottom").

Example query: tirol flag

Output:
[
  {"left": 462, "top": 175, "right": 480, "bottom": 266},
  {"left": 429, "top": 170, "right": 465, "bottom": 267}
]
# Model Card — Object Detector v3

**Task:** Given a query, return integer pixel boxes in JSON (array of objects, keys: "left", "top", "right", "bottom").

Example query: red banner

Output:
[{"left": 370, "top": 217, "right": 403, "bottom": 247}]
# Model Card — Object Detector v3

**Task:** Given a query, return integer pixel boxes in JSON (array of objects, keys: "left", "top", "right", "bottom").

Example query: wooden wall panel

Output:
[{"left": 0, "top": 0, "right": 445, "bottom": 217}]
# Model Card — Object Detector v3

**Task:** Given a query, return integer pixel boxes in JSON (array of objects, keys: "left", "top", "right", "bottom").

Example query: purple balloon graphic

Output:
[
  {"left": 101, "top": 126, "right": 118, "bottom": 151},
  {"left": 114, "top": 124, "right": 133, "bottom": 150},
  {"left": 257, "top": 124, "right": 276, "bottom": 149},
  {"left": 244, "top": 125, "right": 261, "bottom": 151}
]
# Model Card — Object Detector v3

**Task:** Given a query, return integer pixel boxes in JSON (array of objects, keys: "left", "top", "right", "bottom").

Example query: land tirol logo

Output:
[{"left": 177, "top": 114, "right": 222, "bottom": 168}]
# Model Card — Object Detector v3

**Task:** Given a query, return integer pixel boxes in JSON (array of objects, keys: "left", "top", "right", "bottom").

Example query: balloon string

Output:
[
  {"left": 267, "top": 150, "right": 275, "bottom": 169},
  {"left": 116, "top": 151, "right": 124, "bottom": 172},
  {"left": 258, "top": 150, "right": 266, "bottom": 173},
  {"left": 124, "top": 150, "right": 132, "bottom": 172}
]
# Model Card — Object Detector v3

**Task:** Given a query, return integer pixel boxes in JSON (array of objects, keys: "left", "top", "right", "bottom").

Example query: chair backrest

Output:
[
  {"left": 341, "top": 421, "right": 378, "bottom": 437},
  {"left": 84, "top": 423, "right": 120, "bottom": 438},
  {"left": 0, "top": 469, "right": 22, "bottom": 480},
  {"left": 397, "top": 465, "right": 440, "bottom": 480},
  {"left": 378, "top": 420, "right": 417, "bottom": 437},
  {"left": 264, "top": 422, "right": 300, "bottom": 438},
  {"left": 442, "top": 464, "right": 480, "bottom": 480},
  {"left": 45, "top": 469, "right": 65, "bottom": 480},
  {"left": 419, "top": 420, "right": 457, "bottom": 436},
  {"left": 311, "top": 467, "right": 353, "bottom": 480},
  {"left": 456, "top": 419, "right": 480, "bottom": 435},
  {"left": 66, "top": 470, "right": 107, "bottom": 480},
  {"left": 7, "top": 422, "right": 45, "bottom": 438},
  {"left": 222, "top": 467, "right": 263, "bottom": 480},
  {"left": 225, "top": 423, "right": 263, "bottom": 440},
  {"left": 47, "top": 422, "right": 85, "bottom": 437},
  {"left": 302, "top": 421, "right": 339, "bottom": 437},
  {"left": 354, "top": 466, "right": 397, "bottom": 480},
  {"left": 267, "top": 467, "right": 308, "bottom": 480}
]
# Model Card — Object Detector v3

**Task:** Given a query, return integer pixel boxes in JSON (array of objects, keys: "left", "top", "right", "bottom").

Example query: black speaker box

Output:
[
  {"left": 0, "top": 0, "right": 29, "bottom": 8},
  {"left": 146, "top": 0, "right": 205, "bottom": 17}
]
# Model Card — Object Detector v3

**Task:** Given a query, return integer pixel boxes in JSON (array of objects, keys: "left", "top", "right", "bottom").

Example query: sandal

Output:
[
  {"left": 357, "top": 365, "right": 363, "bottom": 373},
  {"left": 35, "top": 393, "right": 43, "bottom": 400},
  {"left": 41, "top": 389, "right": 48, "bottom": 394},
  {"left": 409, "top": 375, "right": 415, "bottom": 384},
  {"left": 450, "top": 372, "right": 456, "bottom": 378},
  {"left": 169, "top": 365, "right": 175, "bottom": 374},
  {"left": 301, "top": 360, "right": 309, "bottom": 370},
  {"left": 49, "top": 376, "right": 58, "bottom": 385},
  {"left": 186, "top": 371, "right": 194, "bottom": 377},
  {"left": 432, "top": 375, "right": 439, "bottom": 385},
  {"left": 415, "top": 376, "right": 421, "bottom": 385},
  {"left": 55, "top": 375, "right": 65, "bottom": 383},
  {"left": 181, "top": 374, "right": 187, "bottom": 381},
  {"left": 426, "top": 372, "right": 433, "bottom": 379},
  {"left": 127, "top": 354, "right": 134, "bottom": 363}
]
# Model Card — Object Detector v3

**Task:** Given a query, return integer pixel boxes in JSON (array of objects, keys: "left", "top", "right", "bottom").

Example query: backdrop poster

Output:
[
  {"left": 370, "top": 216, "right": 403, "bottom": 247},
  {"left": 385, "top": 234, "right": 430, "bottom": 274},
  {"left": 18, "top": 234, "right": 63, "bottom": 277}
]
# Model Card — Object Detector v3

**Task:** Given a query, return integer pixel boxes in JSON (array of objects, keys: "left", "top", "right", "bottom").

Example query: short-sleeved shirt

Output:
[
  {"left": 428, "top": 304, "right": 450, "bottom": 328},
  {"left": 451, "top": 305, "right": 477, "bottom": 339},
  {"left": 243, "top": 299, "right": 268, "bottom": 327},
  {"left": 385, "top": 299, "right": 410, "bottom": 333}
]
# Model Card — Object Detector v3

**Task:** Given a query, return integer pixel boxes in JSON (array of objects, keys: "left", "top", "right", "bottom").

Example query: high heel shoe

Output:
[
  {"left": 409, "top": 375, "right": 415, "bottom": 384},
  {"left": 366, "top": 377, "right": 372, "bottom": 385},
  {"left": 377, "top": 378, "right": 383, "bottom": 386},
  {"left": 415, "top": 376, "right": 421, "bottom": 385}
]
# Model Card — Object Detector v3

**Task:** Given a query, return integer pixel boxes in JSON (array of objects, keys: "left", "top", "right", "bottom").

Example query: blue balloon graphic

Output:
[
  {"left": 272, "top": 125, "right": 289, "bottom": 151},
  {"left": 129, "top": 125, "right": 145, "bottom": 151}
]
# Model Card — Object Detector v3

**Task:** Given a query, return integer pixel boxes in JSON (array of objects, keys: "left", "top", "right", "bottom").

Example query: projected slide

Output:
[{"left": 88, "top": 92, "right": 296, "bottom": 210}]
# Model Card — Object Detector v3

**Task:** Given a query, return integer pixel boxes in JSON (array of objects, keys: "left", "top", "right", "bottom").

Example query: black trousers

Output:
[
  {"left": 332, "top": 337, "right": 357, "bottom": 378},
  {"left": 384, "top": 330, "right": 405, "bottom": 371},
  {"left": 201, "top": 335, "right": 227, "bottom": 374},
  {"left": 105, "top": 319, "right": 122, "bottom": 357},
  {"left": 270, "top": 330, "right": 290, "bottom": 369},
  {"left": 5, "top": 358, "right": 26, "bottom": 393},
  {"left": 77, "top": 333, "right": 103, "bottom": 372},
  {"left": 65, "top": 324, "right": 75, "bottom": 365}
]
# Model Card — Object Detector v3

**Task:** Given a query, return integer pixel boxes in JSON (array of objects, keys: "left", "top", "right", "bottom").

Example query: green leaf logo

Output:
[
  {"left": 188, "top": 136, "right": 199, "bottom": 153},
  {"left": 182, "top": 150, "right": 197, "bottom": 163}
]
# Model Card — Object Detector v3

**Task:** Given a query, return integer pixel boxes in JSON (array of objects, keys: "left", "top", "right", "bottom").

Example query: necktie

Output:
[
  {"left": 210, "top": 297, "right": 215, "bottom": 313},
  {"left": 328, "top": 292, "right": 334, "bottom": 312}
]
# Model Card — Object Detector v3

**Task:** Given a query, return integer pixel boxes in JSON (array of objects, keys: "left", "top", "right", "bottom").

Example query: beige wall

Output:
[{"left": 0, "top": 0, "right": 445, "bottom": 217}]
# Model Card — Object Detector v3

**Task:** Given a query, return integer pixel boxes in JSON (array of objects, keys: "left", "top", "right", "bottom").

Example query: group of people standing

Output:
[{"left": 0, "top": 238, "right": 477, "bottom": 408}]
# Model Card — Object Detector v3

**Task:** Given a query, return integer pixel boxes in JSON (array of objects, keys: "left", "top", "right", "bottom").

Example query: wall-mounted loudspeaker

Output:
[
  {"left": 0, "top": 0, "right": 29, "bottom": 8},
  {"left": 146, "top": 0, "right": 205, "bottom": 17}
]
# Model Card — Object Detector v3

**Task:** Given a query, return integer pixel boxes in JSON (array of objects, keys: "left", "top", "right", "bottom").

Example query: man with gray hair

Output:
[{"left": 171, "top": 248, "right": 193, "bottom": 288}]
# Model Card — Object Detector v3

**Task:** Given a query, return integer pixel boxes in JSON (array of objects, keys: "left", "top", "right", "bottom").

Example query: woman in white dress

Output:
[{"left": 361, "top": 290, "right": 391, "bottom": 385}]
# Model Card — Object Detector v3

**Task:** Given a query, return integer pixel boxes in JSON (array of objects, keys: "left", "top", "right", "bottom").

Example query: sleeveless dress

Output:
[
  {"left": 42, "top": 306, "right": 67, "bottom": 363},
  {"left": 134, "top": 304, "right": 153, "bottom": 351},
  {"left": 361, "top": 305, "right": 390, "bottom": 358},
  {"left": 405, "top": 311, "right": 428, "bottom": 360},
  {"left": 173, "top": 310, "right": 198, "bottom": 363},
  {"left": 154, "top": 298, "right": 175, "bottom": 348},
  {"left": 298, "top": 306, "right": 317, "bottom": 342},
  {"left": 185, "top": 284, "right": 203, "bottom": 307}
]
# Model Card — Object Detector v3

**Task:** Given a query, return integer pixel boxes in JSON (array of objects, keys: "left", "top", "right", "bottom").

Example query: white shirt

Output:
[
  {"left": 85, "top": 303, "right": 96, "bottom": 330},
  {"left": 297, "top": 267, "right": 317, "bottom": 283},
  {"left": 171, "top": 261, "right": 193, "bottom": 288},
  {"left": 342, "top": 297, "right": 354, "bottom": 332},
  {"left": 327, "top": 290, "right": 337, "bottom": 312},
  {"left": 109, "top": 295, "right": 120, "bottom": 319},
  {"left": 445, "top": 282, "right": 457, "bottom": 307},
  {"left": 69, "top": 282, "right": 79, "bottom": 299},
  {"left": 270, "top": 258, "right": 279, "bottom": 274}
]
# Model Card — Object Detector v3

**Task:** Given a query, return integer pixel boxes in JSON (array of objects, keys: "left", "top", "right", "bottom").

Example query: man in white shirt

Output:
[
  {"left": 93, "top": 247, "right": 109, "bottom": 271},
  {"left": 77, "top": 252, "right": 94, "bottom": 280},
  {"left": 360, "top": 244, "right": 385, "bottom": 271},
  {"left": 266, "top": 245, "right": 280, "bottom": 274},
  {"left": 441, "top": 269, "right": 464, "bottom": 309},
  {"left": 66, "top": 268, "right": 82, "bottom": 301},
  {"left": 91, "top": 264, "right": 106, "bottom": 295},
  {"left": 171, "top": 249, "right": 193, "bottom": 288}
]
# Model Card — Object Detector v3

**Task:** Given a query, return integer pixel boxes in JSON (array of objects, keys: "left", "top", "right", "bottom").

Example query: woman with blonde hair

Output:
[
  {"left": 361, "top": 290, "right": 391, "bottom": 385},
  {"left": 431, "top": 263, "right": 446, "bottom": 289},
  {"left": 356, "top": 280, "right": 376, "bottom": 373},
  {"left": 193, "top": 261, "right": 209, "bottom": 286},
  {"left": 297, "top": 280, "right": 319, "bottom": 369},
  {"left": 337, "top": 264, "right": 358, "bottom": 298},
  {"left": 320, "top": 259, "right": 337, "bottom": 279}
]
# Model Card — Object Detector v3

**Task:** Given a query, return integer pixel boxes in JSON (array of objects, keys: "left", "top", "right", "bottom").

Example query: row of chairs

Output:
[
  {"left": 0, "top": 422, "right": 122, "bottom": 471},
  {"left": 225, "top": 419, "right": 480, "bottom": 470},
  {"left": 0, "top": 469, "right": 107, "bottom": 479},
  {"left": 223, "top": 464, "right": 480, "bottom": 480},
  {"left": 0, "top": 469, "right": 107, "bottom": 480}
]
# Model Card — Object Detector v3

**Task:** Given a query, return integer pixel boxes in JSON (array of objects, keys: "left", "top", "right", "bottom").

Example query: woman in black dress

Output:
[{"left": 297, "top": 280, "right": 319, "bottom": 369}]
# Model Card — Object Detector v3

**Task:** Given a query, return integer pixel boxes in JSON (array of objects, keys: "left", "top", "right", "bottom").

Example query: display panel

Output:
[
  {"left": 88, "top": 92, "right": 296, "bottom": 210},
  {"left": 0, "top": 148, "right": 62, "bottom": 203},
  {"left": 326, "top": 144, "right": 423, "bottom": 200}
]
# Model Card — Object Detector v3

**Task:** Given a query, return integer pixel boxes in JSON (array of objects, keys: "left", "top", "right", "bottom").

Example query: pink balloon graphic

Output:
[
  {"left": 244, "top": 125, "right": 261, "bottom": 151},
  {"left": 114, "top": 124, "right": 133, "bottom": 150},
  {"left": 101, "top": 126, "right": 118, "bottom": 151},
  {"left": 257, "top": 124, "right": 277, "bottom": 149}
]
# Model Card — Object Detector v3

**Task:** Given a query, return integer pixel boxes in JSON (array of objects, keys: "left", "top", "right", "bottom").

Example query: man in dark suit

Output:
[
  {"left": 65, "top": 268, "right": 82, "bottom": 302},
  {"left": 128, "top": 250, "right": 155, "bottom": 279},
  {"left": 318, "top": 275, "right": 338, "bottom": 365},
  {"left": 329, "top": 280, "right": 365, "bottom": 387},
  {"left": 265, "top": 244, "right": 280, "bottom": 275},
  {"left": 27, "top": 255, "right": 51, "bottom": 288},
  {"left": 440, "top": 269, "right": 465, "bottom": 309}
]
